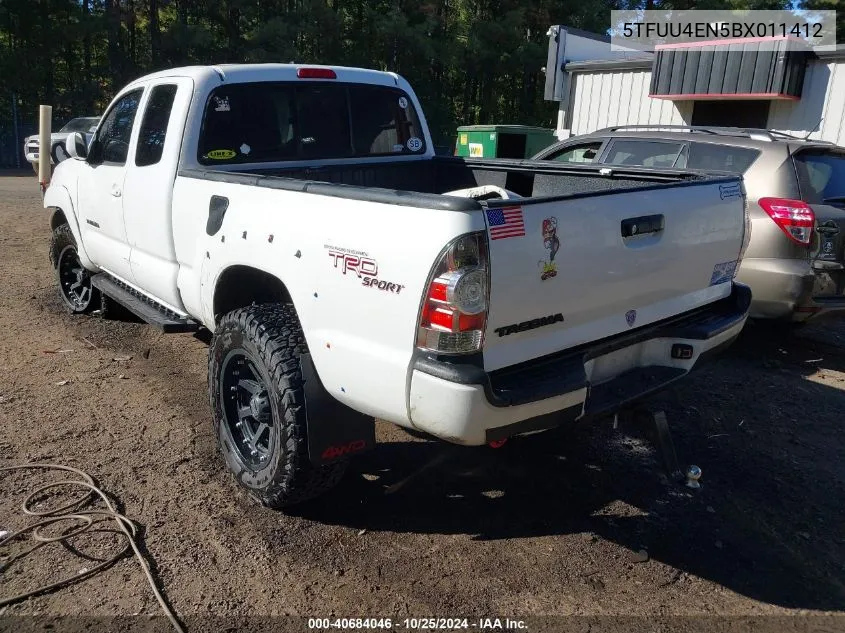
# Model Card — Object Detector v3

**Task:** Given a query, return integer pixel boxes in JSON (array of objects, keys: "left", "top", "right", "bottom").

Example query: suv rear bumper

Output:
[
  {"left": 408, "top": 284, "right": 751, "bottom": 446},
  {"left": 739, "top": 258, "right": 845, "bottom": 322},
  {"left": 797, "top": 261, "right": 845, "bottom": 321}
]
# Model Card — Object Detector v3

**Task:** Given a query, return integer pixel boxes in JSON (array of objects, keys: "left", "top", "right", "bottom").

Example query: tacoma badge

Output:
[{"left": 494, "top": 313, "right": 564, "bottom": 337}]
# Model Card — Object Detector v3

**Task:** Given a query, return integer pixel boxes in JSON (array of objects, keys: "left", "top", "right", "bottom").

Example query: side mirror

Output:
[{"left": 65, "top": 132, "right": 88, "bottom": 160}]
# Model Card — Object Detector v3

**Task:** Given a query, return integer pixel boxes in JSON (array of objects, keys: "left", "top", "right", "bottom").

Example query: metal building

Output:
[{"left": 545, "top": 25, "right": 845, "bottom": 146}]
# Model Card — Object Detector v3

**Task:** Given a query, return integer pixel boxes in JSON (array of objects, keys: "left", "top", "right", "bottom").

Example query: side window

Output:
[
  {"left": 135, "top": 84, "right": 178, "bottom": 167},
  {"left": 604, "top": 139, "right": 684, "bottom": 168},
  {"left": 93, "top": 89, "right": 143, "bottom": 165},
  {"left": 686, "top": 143, "right": 760, "bottom": 173},
  {"left": 546, "top": 142, "right": 602, "bottom": 163}
]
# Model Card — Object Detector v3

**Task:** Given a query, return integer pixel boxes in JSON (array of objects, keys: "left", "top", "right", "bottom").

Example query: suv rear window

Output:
[
  {"left": 197, "top": 82, "right": 426, "bottom": 164},
  {"left": 793, "top": 151, "right": 845, "bottom": 204}
]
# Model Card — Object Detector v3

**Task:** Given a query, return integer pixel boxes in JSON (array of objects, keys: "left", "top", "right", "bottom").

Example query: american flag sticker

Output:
[{"left": 486, "top": 206, "right": 526, "bottom": 240}]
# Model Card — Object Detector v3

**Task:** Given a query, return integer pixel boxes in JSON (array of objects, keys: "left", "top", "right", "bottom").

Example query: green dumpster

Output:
[{"left": 454, "top": 125, "right": 556, "bottom": 159}]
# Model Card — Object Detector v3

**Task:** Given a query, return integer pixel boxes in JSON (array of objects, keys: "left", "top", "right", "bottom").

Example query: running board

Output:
[{"left": 91, "top": 274, "right": 199, "bottom": 333}]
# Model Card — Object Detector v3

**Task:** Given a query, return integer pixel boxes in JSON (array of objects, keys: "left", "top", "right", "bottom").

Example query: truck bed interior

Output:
[{"left": 181, "top": 156, "right": 721, "bottom": 210}]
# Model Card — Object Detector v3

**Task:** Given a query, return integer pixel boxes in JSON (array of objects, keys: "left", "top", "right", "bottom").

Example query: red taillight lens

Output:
[
  {"left": 417, "top": 233, "right": 489, "bottom": 354},
  {"left": 296, "top": 67, "right": 337, "bottom": 79},
  {"left": 758, "top": 197, "right": 815, "bottom": 246}
]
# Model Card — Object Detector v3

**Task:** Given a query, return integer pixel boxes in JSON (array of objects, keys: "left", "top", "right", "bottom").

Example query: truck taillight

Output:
[
  {"left": 758, "top": 197, "right": 815, "bottom": 247},
  {"left": 417, "top": 232, "right": 489, "bottom": 354}
]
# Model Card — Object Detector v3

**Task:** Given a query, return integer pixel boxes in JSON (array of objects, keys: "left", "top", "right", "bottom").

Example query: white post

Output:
[{"left": 38, "top": 105, "right": 52, "bottom": 191}]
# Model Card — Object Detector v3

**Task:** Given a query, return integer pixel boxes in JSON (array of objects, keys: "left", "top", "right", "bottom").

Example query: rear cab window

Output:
[
  {"left": 793, "top": 150, "right": 845, "bottom": 205},
  {"left": 197, "top": 82, "right": 426, "bottom": 164}
]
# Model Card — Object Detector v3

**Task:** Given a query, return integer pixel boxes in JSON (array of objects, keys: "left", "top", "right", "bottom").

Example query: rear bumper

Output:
[
  {"left": 738, "top": 258, "right": 845, "bottom": 322},
  {"left": 409, "top": 283, "right": 751, "bottom": 446},
  {"left": 797, "top": 261, "right": 845, "bottom": 321},
  {"left": 737, "top": 258, "right": 815, "bottom": 320}
]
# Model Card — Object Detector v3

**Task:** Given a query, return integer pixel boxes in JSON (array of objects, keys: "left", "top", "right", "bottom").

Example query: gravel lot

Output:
[{"left": 1, "top": 172, "right": 844, "bottom": 630}]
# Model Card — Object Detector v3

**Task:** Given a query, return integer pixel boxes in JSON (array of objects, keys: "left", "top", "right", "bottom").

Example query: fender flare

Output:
[{"left": 43, "top": 185, "right": 95, "bottom": 270}]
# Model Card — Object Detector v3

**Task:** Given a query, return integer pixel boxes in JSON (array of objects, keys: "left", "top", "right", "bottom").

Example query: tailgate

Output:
[
  {"left": 811, "top": 204, "right": 845, "bottom": 265},
  {"left": 809, "top": 203, "right": 845, "bottom": 299},
  {"left": 482, "top": 178, "right": 746, "bottom": 372},
  {"left": 792, "top": 149, "right": 845, "bottom": 299}
]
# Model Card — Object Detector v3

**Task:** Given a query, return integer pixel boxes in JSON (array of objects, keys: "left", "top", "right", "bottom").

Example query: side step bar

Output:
[{"left": 91, "top": 274, "right": 199, "bottom": 333}]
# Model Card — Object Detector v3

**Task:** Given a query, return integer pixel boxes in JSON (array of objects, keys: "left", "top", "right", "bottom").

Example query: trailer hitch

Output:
[{"left": 630, "top": 406, "right": 702, "bottom": 488}]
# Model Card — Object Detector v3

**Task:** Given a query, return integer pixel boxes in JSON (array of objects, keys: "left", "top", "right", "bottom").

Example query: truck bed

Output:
[{"left": 179, "top": 156, "right": 734, "bottom": 211}]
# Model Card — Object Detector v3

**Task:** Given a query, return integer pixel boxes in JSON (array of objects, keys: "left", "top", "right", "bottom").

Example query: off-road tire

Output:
[
  {"left": 208, "top": 303, "right": 348, "bottom": 508},
  {"left": 49, "top": 223, "right": 99, "bottom": 314}
]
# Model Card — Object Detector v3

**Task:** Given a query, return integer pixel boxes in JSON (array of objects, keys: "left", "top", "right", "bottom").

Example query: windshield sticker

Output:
[
  {"left": 719, "top": 183, "right": 742, "bottom": 200},
  {"left": 239, "top": 143, "right": 251, "bottom": 155},
  {"left": 539, "top": 217, "right": 559, "bottom": 280},
  {"left": 392, "top": 144, "right": 404, "bottom": 152},
  {"left": 406, "top": 137, "right": 423, "bottom": 152},
  {"left": 398, "top": 96, "right": 409, "bottom": 109},
  {"left": 710, "top": 260, "right": 738, "bottom": 285},
  {"left": 213, "top": 96, "right": 230, "bottom": 112},
  {"left": 205, "top": 149, "right": 237, "bottom": 160}
]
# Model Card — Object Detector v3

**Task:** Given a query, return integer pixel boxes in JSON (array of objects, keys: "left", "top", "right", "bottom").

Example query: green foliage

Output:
[{"left": 0, "top": 0, "right": 829, "bottom": 146}]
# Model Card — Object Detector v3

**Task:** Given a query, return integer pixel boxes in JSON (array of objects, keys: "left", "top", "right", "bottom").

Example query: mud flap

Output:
[{"left": 300, "top": 353, "right": 376, "bottom": 466}]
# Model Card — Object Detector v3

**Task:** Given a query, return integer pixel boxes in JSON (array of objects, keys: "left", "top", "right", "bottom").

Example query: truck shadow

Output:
[{"left": 295, "top": 319, "right": 845, "bottom": 612}]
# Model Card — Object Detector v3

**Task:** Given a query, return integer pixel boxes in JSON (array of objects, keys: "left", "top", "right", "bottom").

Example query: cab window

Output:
[
  {"left": 135, "top": 84, "right": 178, "bottom": 167},
  {"left": 90, "top": 89, "right": 143, "bottom": 165},
  {"left": 197, "top": 82, "right": 426, "bottom": 164}
]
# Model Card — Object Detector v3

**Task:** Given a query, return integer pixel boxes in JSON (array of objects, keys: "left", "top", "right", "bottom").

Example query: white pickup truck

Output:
[{"left": 45, "top": 64, "right": 751, "bottom": 507}]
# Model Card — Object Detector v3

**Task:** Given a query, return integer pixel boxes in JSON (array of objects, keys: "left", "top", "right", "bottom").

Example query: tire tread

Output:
[{"left": 209, "top": 303, "right": 347, "bottom": 508}]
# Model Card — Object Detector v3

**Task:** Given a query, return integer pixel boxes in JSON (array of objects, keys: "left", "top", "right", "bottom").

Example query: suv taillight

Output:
[
  {"left": 417, "top": 232, "right": 489, "bottom": 354},
  {"left": 758, "top": 197, "right": 815, "bottom": 247}
]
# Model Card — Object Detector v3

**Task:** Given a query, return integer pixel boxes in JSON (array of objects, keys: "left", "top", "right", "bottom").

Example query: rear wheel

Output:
[
  {"left": 208, "top": 303, "right": 348, "bottom": 508},
  {"left": 50, "top": 224, "right": 99, "bottom": 314}
]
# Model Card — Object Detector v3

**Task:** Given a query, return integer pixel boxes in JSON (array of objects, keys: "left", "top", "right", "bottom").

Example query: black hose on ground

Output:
[{"left": 0, "top": 463, "right": 184, "bottom": 633}]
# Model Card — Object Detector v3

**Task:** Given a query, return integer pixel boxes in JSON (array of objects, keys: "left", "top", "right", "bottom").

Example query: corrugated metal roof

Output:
[{"left": 565, "top": 44, "right": 845, "bottom": 73}]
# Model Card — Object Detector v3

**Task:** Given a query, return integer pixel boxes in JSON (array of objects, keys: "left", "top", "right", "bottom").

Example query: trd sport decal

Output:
[
  {"left": 539, "top": 217, "right": 559, "bottom": 281},
  {"left": 494, "top": 313, "right": 564, "bottom": 337},
  {"left": 325, "top": 245, "right": 405, "bottom": 294}
]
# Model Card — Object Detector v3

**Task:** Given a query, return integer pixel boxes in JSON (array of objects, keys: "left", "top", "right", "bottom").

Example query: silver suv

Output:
[{"left": 533, "top": 126, "right": 845, "bottom": 324}]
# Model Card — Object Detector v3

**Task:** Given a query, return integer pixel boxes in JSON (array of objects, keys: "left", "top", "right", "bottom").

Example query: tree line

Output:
[{"left": 0, "top": 0, "right": 827, "bottom": 147}]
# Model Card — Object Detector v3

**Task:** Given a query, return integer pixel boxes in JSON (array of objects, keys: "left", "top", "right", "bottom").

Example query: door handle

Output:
[{"left": 621, "top": 214, "right": 664, "bottom": 238}]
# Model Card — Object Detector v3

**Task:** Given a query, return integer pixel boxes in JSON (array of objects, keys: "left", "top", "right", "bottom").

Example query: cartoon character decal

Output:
[{"left": 539, "top": 217, "right": 560, "bottom": 280}]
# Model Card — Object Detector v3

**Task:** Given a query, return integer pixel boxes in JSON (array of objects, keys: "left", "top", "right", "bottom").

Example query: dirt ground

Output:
[{"left": 1, "top": 172, "right": 844, "bottom": 631}]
